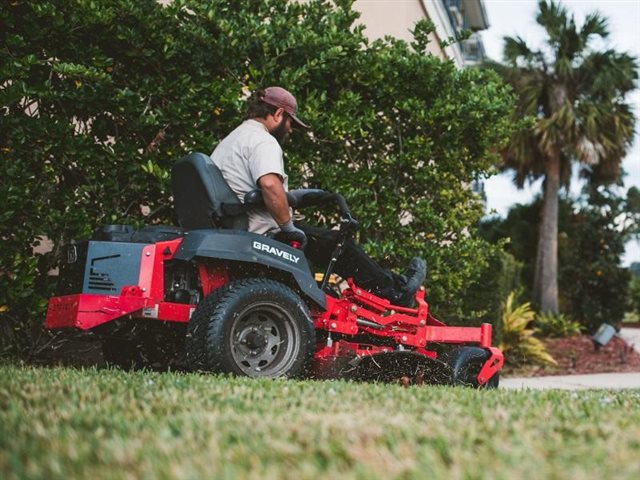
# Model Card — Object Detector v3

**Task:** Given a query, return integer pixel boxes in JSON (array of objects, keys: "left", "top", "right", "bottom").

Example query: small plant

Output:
[
  {"left": 498, "top": 292, "right": 556, "bottom": 367},
  {"left": 536, "top": 312, "right": 582, "bottom": 338}
]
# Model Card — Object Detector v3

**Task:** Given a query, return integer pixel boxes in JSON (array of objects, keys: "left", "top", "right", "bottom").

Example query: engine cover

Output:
[{"left": 57, "top": 241, "right": 145, "bottom": 295}]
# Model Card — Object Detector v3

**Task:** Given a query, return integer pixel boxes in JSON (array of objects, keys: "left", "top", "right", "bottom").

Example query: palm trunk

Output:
[{"left": 533, "top": 154, "right": 560, "bottom": 314}]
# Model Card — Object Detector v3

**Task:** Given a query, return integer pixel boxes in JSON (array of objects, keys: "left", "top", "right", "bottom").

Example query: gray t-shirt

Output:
[{"left": 210, "top": 119, "right": 288, "bottom": 234}]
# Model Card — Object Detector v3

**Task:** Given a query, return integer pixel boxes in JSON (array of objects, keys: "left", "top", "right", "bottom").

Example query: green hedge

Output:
[{"left": 0, "top": 0, "right": 514, "bottom": 352}]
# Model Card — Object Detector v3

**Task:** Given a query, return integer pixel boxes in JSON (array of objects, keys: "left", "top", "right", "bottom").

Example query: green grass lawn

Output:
[{"left": 1, "top": 363, "right": 639, "bottom": 479}]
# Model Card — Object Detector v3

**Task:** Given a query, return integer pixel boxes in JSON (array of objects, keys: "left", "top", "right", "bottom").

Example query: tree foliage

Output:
[
  {"left": 482, "top": 186, "right": 636, "bottom": 332},
  {"left": 560, "top": 187, "right": 632, "bottom": 330},
  {"left": 0, "top": 0, "right": 514, "bottom": 349},
  {"left": 488, "top": 0, "right": 638, "bottom": 314}
]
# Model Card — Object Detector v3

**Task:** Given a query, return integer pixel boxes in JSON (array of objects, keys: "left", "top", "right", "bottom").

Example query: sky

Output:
[{"left": 479, "top": 0, "right": 640, "bottom": 265}]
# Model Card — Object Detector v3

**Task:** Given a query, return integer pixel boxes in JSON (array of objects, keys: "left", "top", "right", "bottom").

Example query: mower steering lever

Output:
[
  {"left": 340, "top": 213, "right": 359, "bottom": 233},
  {"left": 331, "top": 193, "right": 358, "bottom": 233},
  {"left": 320, "top": 209, "right": 357, "bottom": 292}
]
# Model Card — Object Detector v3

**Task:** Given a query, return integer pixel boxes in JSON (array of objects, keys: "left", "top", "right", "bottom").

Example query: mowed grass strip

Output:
[{"left": 1, "top": 363, "right": 640, "bottom": 480}]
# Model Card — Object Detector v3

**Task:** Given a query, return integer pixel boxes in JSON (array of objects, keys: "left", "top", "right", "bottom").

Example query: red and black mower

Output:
[{"left": 45, "top": 152, "right": 503, "bottom": 387}]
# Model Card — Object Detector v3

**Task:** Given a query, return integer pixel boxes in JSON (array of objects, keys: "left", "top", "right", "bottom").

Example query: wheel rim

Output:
[{"left": 229, "top": 301, "right": 301, "bottom": 377}]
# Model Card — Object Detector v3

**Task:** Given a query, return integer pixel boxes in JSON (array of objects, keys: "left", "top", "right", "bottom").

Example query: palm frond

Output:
[
  {"left": 580, "top": 12, "right": 609, "bottom": 42},
  {"left": 501, "top": 128, "right": 545, "bottom": 187},
  {"left": 487, "top": 0, "right": 638, "bottom": 191},
  {"left": 557, "top": 18, "right": 581, "bottom": 64},
  {"left": 537, "top": 113, "right": 565, "bottom": 155},
  {"left": 498, "top": 292, "right": 557, "bottom": 366},
  {"left": 577, "top": 51, "right": 639, "bottom": 100},
  {"left": 536, "top": 0, "right": 569, "bottom": 46},
  {"left": 572, "top": 99, "right": 635, "bottom": 176},
  {"left": 503, "top": 36, "right": 539, "bottom": 66},
  {"left": 517, "top": 81, "right": 545, "bottom": 116},
  {"left": 581, "top": 161, "right": 623, "bottom": 186}
]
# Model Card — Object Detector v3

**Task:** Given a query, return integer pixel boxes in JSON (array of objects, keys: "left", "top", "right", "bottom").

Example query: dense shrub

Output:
[{"left": 0, "top": 0, "right": 514, "bottom": 352}]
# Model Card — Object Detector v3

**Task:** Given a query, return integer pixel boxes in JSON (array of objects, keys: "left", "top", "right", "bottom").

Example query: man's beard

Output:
[{"left": 270, "top": 118, "right": 289, "bottom": 145}]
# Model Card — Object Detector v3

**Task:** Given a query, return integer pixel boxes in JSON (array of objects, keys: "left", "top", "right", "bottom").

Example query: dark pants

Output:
[{"left": 297, "top": 223, "right": 404, "bottom": 301}]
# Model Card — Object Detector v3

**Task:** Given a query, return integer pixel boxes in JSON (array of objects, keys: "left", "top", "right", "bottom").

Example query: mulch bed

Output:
[
  {"left": 504, "top": 334, "right": 640, "bottom": 377},
  {"left": 621, "top": 322, "right": 640, "bottom": 328}
]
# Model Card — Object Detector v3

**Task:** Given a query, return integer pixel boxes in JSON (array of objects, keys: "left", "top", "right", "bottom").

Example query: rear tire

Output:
[
  {"left": 445, "top": 346, "right": 499, "bottom": 389},
  {"left": 185, "top": 287, "right": 224, "bottom": 371},
  {"left": 186, "top": 279, "right": 315, "bottom": 378}
]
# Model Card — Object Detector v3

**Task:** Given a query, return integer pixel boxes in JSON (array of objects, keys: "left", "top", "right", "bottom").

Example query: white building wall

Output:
[
  {"left": 354, "top": 0, "right": 486, "bottom": 68},
  {"left": 353, "top": 0, "right": 451, "bottom": 61}
]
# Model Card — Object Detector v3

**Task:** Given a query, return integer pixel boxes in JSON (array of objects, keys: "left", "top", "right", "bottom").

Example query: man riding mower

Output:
[{"left": 45, "top": 151, "right": 503, "bottom": 387}]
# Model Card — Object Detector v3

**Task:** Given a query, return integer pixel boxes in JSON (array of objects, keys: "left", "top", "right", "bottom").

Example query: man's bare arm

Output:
[{"left": 258, "top": 173, "right": 290, "bottom": 225}]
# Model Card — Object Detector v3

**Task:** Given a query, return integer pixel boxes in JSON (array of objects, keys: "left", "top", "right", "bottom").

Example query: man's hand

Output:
[{"left": 276, "top": 220, "right": 307, "bottom": 250}]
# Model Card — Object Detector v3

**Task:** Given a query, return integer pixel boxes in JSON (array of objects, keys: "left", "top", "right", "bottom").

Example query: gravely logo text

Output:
[{"left": 252, "top": 241, "right": 300, "bottom": 264}]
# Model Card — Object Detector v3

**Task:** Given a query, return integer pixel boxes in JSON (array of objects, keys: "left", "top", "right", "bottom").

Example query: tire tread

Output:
[{"left": 186, "top": 278, "right": 314, "bottom": 377}]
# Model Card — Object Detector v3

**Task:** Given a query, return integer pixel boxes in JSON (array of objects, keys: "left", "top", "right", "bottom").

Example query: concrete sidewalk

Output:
[
  {"left": 501, "top": 372, "right": 640, "bottom": 390},
  {"left": 501, "top": 328, "right": 640, "bottom": 390}
]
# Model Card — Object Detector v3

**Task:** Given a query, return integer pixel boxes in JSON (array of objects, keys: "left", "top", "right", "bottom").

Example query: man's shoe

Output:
[{"left": 396, "top": 257, "right": 427, "bottom": 307}]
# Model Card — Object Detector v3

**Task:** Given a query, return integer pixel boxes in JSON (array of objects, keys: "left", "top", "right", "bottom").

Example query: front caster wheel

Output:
[
  {"left": 445, "top": 346, "right": 499, "bottom": 389},
  {"left": 186, "top": 279, "right": 315, "bottom": 378}
]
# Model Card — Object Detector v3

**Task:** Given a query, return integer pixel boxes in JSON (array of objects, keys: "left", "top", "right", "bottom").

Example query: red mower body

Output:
[
  {"left": 45, "top": 231, "right": 503, "bottom": 386},
  {"left": 45, "top": 153, "right": 503, "bottom": 386}
]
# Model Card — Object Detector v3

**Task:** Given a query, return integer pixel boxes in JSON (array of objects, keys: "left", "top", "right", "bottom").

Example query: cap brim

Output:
[{"left": 290, "top": 114, "right": 309, "bottom": 129}]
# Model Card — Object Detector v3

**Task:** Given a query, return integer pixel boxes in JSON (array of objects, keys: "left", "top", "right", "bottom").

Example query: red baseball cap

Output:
[{"left": 261, "top": 86, "right": 309, "bottom": 128}]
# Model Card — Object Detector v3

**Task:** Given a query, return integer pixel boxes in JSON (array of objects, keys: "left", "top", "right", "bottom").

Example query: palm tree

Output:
[{"left": 490, "top": 0, "right": 637, "bottom": 313}]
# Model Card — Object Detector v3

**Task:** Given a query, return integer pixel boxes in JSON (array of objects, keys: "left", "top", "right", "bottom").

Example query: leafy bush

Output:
[
  {"left": 498, "top": 292, "right": 556, "bottom": 367},
  {"left": 1, "top": 0, "right": 514, "bottom": 352},
  {"left": 535, "top": 313, "right": 582, "bottom": 338}
]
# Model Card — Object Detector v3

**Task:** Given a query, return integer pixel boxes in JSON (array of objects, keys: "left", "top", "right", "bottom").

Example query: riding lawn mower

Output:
[{"left": 44, "top": 153, "right": 504, "bottom": 387}]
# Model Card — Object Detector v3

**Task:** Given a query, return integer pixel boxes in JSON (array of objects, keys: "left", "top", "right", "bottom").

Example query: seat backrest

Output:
[{"left": 171, "top": 152, "right": 248, "bottom": 230}]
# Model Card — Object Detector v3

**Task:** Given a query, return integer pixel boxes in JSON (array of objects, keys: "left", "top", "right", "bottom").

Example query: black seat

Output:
[{"left": 171, "top": 152, "right": 248, "bottom": 230}]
